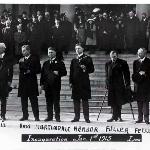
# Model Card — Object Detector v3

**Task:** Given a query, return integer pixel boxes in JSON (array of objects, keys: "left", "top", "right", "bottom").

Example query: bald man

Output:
[
  {"left": 105, "top": 51, "right": 131, "bottom": 122},
  {"left": 0, "top": 43, "right": 13, "bottom": 121},
  {"left": 132, "top": 48, "right": 150, "bottom": 124}
]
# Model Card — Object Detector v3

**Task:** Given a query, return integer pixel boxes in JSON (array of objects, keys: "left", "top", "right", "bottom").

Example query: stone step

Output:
[
  {"left": 8, "top": 52, "right": 144, "bottom": 116},
  {"left": 0, "top": 105, "right": 139, "bottom": 114}
]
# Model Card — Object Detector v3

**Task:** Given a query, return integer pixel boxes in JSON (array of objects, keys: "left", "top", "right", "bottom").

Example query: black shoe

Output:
[
  {"left": 44, "top": 118, "right": 53, "bottom": 122},
  {"left": 118, "top": 118, "right": 123, "bottom": 122},
  {"left": 19, "top": 117, "right": 28, "bottom": 121},
  {"left": 136, "top": 120, "right": 143, "bottom": 123},
  {"left": 56, "top": 119, "right": 61, "bottom": 122},
  {"left": 35, "top": 118, "right": 40, "bottom": 121},
  {"left": 1, "top": 116, "right": 6, "bottom": 122},
  {"left": 85, "top": 119, "right": 90, "bottom": 123},
  {"left": 145, "top": 121, "right": 149, "bottom": 124},
  {"left": 107, "top": 118, "right": 118, "bottom": 122},
  {"left": 71, "top": 119, "right": 79, "bottom": 122}
]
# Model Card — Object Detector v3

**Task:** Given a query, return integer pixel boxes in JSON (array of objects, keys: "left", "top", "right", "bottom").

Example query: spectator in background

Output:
[
  {"left": 37, "top": 14, "right": 46, "bottom": 56},
  {"left": 2, "top": 20, "right": 14, "bottom": 58},
  {"left": 125, "top": 10, "right": 139, "bottom": 54},
  {"left": 76, "top": 23, "right": 86, "bottom": 46},
  {"left": 7, "top": 13, "right": 17, "bottom": 32},
  {"left": 60, "top": 13, "right": 73, "bottom": 54},
  {"left": 52, "top": 18, "right": 64, "bottom": 60},
  {"left": 114, "top": 18, "right": 125, "bottom": 53},
  {"left": 14, "top": 23, "right": 27, "bottom": 61},
  {"left": 95, "top": 11, "right": 103, "bottom": 50},
  {"left": 22, "top": 11, "right": 29, "bottom": 33},
  {"left": 44, "top": 11, "right": 53, "bottom": 53},
  {"left": 0, "top": 15, "right": 6, "bottom": 29},
  {"left": 101, "top": 12, "right": 111, "bottom": 53},
  {"left": 27, "top": 14, "right": 41, "bottom": 57},
  {"left": 139, "top": 13, "right": 149, "bottom": 50},
  {"left": 85, "top": 17, "right": 97, "bottom": 53}
]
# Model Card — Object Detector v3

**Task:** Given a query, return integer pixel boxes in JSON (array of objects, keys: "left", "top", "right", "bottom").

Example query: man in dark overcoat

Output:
[
  {"left": 100, "top": 12, "right": 111, "bottom": 53},
  {"left": 52, "top": 18, "right": 65, "bottom": 60},
  {"left": 14, "top": 24, "right": 27, "bottom": 60},
  {"left": 60, "top": 13, "right": 73, "bottom": 54},
  {"left": 2, "top": 20, "right": 14, "bottom": 58},
  {"left": 69, "top": 43, "right": 94, "bottom": 123},
  {"left": 132, "top": 48, "right": 150, "bottom": 124},
  {"left": 40, "top": 47, "right": 67, "bottom": 122},
  {"left": 139, "top": 13, "right": 149, "bottom": 49},
  {"left": 18, "top": 45, "right": 41, "bottom": 121},
  {"left": 105, "top": 51, "right": 131, "bottom": 122},
  {"left": 125, "top": 11, "right": 139, "bottom": 53},
  {"left": 0, "top": 43, "right": 13, "bottom": 121}
]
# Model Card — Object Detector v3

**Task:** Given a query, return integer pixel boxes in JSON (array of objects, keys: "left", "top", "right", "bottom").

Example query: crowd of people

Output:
[
  {"left": 74, "top": 7, "right": 150, "bottom": 54},
  {"left": 0, "top": 6, "right": 150, "bottom": 124},
  {"left": 0, "top": 41, "right": 149, "bottom": 124},
  {"left": 0, "top": 7, "right": 150, "bottom": 62}
]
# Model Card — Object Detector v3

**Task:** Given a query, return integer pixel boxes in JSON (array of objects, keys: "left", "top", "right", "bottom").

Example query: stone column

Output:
[
  {"left": 60, "top": 4, "right": 75, "bottom": 22},
  {"left": 136, "top": 4, "right": 150, "bottom": 20}
]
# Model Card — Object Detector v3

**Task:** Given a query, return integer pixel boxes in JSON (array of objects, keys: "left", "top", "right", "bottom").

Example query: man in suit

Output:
[
  {"left": 69, "top": 43, "right": 94, "bottom": 123},
  {"left": 2, "top": 20, "right": 14, "bottom": 58},
  {"left": 40, "top": 47, "right": 67, "bottom": 122},
  {"left": 0, "top": 43, "right": 13, "bottom": 121},
  {"left": 125, "top": 10, "right": 139, "bottom": 53},
  {"left": 105, "top": 51, "right": 131, "bottom": 122},
  {"left": 18, "top": 45, "right": 41, "bottom": 121},
  {"left": 139, "top": 13, "right": 149, "bottom": 49},
  {"left": 52, "top": 18, "right": 64, "bottom": 61},
  {"left": 14, "top": 23, "right": 27, "bottom": 61},
  {"left": 132, "top": 48, "right": 150, "bottom": 124}
]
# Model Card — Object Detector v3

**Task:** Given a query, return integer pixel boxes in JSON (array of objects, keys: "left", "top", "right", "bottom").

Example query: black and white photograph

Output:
[{"left": 0, "top": 2, "right": 150, "bottom": 150}]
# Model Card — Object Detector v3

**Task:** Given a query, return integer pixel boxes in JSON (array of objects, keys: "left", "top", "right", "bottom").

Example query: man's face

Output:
[
  {"left": 129, "top": 11, "right": 134, "bottom": 18},
  {"left": 75, "top": 45, "right": 83, "bottom": 55},
  {"left": 138, "top": 49, "right": 145, "bottom": 59},
  {"left": 38, "top": 15, "right": 43, "bottom": 21},
  {"left": 0, "top": 47, "right": 5, "bottom": 55},
  {"left": 110, "top": 52, "right": 118, "bottom": 62},
  {"left": 22, "top": 14, "right": 27, "bottom": 18},
  {"left": 48, "top": 49, "right": 56, "bottom": 59},
  {"left": 18, "top": 18, "right": 22, "bottom": 23},
  {"left": 22, "top": 47, "right": 30, "bottom": 57},
  {"left": 6, "top": 21, "right": 11, "bottom": 27},
  {"left": 17, "top": 24, "right": 22, "bottom": 30},
  {"left": 142, "top": 13, "right": 146, "bottom": 19},
  {"left": 103, "top": 13, "right": 107, "bottom": 19},
  {"left": 45, "top": 13, "right": 50, "bottom": 19},
  {"left": 55, "top": 19, "right": 60, "bottom": 25}
]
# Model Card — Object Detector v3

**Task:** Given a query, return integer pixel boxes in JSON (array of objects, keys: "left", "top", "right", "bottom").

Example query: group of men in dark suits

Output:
[
  {"left": 105, "top": 48, "right": 150, "bottom": 124},
  {"left": 1, "top": 41, "right": 150, "bottom": 124},
  {"left": 0, "top": 42, "right": 92, "bottom": 123},
  {"left": 18, "top": 43, "right": 94, "bottom": 123}
]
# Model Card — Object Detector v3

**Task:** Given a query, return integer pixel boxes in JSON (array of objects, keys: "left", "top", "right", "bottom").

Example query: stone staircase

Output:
[{"left": 3, "top": 51, "right": 146, "bottom": 117}]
